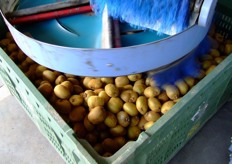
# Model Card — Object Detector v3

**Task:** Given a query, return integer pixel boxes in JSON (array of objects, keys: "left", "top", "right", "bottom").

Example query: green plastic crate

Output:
[
  {"left": 0, "top": 2, "right": 232, "bottom": 164},
  {"left": 214, "top": 0, "right": 232, "bottom": 39},
  {"left": 1, "top": 49, "right": 232, "bottom": 164}
]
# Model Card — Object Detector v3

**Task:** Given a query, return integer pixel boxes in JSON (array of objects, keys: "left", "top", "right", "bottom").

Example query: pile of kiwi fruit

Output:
[{"left": 0, "top": 25, "right": 231, "bottom": 157}]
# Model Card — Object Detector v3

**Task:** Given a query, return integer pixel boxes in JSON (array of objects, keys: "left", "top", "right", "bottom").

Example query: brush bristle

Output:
[
  {"left": 151, "top": 36, "right": 213, "bottom": 86},
  {"left": 90, "top": 0, "right": 191, "bottom": 34}
]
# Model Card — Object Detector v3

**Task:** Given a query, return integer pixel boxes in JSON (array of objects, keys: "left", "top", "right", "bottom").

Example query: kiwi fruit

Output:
[
  {"left": 55, "top": 75, "right": 66, "bottom": 85},
  {"left": 7, "top": 43, "right": 18, "bottom": 53},
  {"left": 107, "top": 97, "right": 124, "bottom": 113},
  {"left": 127, "top": 126, "right": 141, "bottom": 140},
  {"left": 105, "top": 84, "right": 120, "bottom": 97},
  {"left": 17, "top": 50, "right": 26, "bottom": 63},
  {"left": 121, "top": 84, "right": 133, "bottom": 90},
  {"left": 206, "top": 65, "right": 216, "bottom": 75},
  {"left": 84, "top": 116, "right": 95, "bottom": 132},
  {"left": 114, "top": 136, "right": 127, "bottom": 148},
  {"left": 9, "top": 52, "right": 18, "bottom": 62},
  {"left": 82, "top": 90, "right": 96, "bottom": 102},
  {"left": 175, "top": 80, "right": 189, "bottom": 95},
  {"left": 87, "top": 96, "right": 105, "bottom": 109},
  {"left": 120, "top": 90, "right": 138, "bottom": 103},
  {"left": 144, "top": 86, "right": 161, "bottom": 98},
  {"left": 110, "top": 125, "right": 126, "bottom": 137},
  {"left": 115, "top": 76, "right": 130, "bottom": 87},
  {"left": 225, "top": 43, "right": 232, "bottom": 54},
  {"left": 99, "top": 130, "right": 110, "bottom": 140},
  {"left": 158, "top": 91, "right": 169, "bottom": 102},
  {"left": 38, "top": 82, "right": 53, "bottom": 98},
  {"left": 102, "top": 138, "right": 119, "bottom": 153},
  {"left": 202, "top": 60, "right": 213, "bottom": 70},
  {"left": 161, "top": 101, "right": 175, "bottom": 114},
  {"left": 184, "top": 76, "right": 195, "bottom": 88},
  {"left": 67, "top": 77, "right": 80, "bottom": 85},
  {"left": 98, "top": 90, "right": 110, "bottom": 103},
  {"left": 130, "top": 116, "right": 140, "bottom": 126},
  {"left": 136, "top": 96, "right": 148, "bottom": 115},
  {"left": 73, "top": 123, "right": 87, "bottom": 139},
  {"left": 69, "top": 106, "right": 86, "bottom": 122},
  {"left": 93, "top": 143, "right": 104, "bottom": 155},
  {"left": 123, "top": 102, "right": 138, "bottom": 116},
  {"left": 196, "top": 70, "right": 206, "bottom": 80},
  {"left": 133, "top": 84, "right": 146, "bottom": 95},
  {"left": 117, "top": 111, "right": 130, "bottom": 127},
  {"left": 145, "top": 77, "right": 153, "bottom": 86},
  {"left": 85, "top": 133, "right": 98, "bottom": 145},
  {"left": 144, "top": 121, "right": 154, "bottom": 130},
  {"left": 127, "top": 73, "right": 142, "bottom": 82},
  {"left": 88, "top": 78, "right": 103, "bottom": 90},
  {"left": 214, "top": 57, "right": 224, "bottom": 64},
  {"left": 49, "top": 92, "right": 59, "bottom": 105},
  {"left": 69, "top": 95, "right": 83, "bottom": 106},
  {"left": 134, "top": 79, "right": 145, "bottom": 86},
  {"left": 42, "top": 70, "right": 57, "bottom": 83},
  {"left": 100, "top": 77, "right": 114, "bottom": 84},
  {"left": 163, "top": 85, "right": 180, "bottom": 100},
  {"left": 148, "top": 97, "right": 161, "bottom": 112},
  {"left": 144, "top": 111, "right": 160, "bottom": 122},
  {"left": 54, "top": 84, "right": 71, "bottom": 99},
  {"left": 104, "top": 112, "right": 118, "bottom": 128},
  {"left": 83, "top": 77, "right": 94, "bottom": 89},
  {"left": 210, "top": 49, "right": 220, "bottom": 57},
  {"left": 60, "top": 80, "right": 74, "bottom": 93},
  {"left": 0, "top": 38, "right": 11, "bottom": 47},
  {"left": 94, "top": 88, "right": 104, "bottom": 95},
  {"left": 35, "top": 65, "right": 47, "bottom": 78},
  {"left": 88, "top": 106, "right": 107, "bottom": 124},
  {"left": 55, "top": 99, "right": 72, "bottom": 114},
  {"left": 138, "top": 116, "right": 148, "bottom": 130},
  {"left": 73, "top": 85, "right": 84, "bottom": 94}
]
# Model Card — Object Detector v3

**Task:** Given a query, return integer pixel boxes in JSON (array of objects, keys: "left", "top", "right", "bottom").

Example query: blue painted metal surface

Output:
[{"left": 0, "top": 0, "right": 214, "bottom": 77}]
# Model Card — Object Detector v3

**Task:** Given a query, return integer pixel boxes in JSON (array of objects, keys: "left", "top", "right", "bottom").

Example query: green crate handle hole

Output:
[
  {"left": 16, "top": 78, "right": 19, "bottom": 83},
  {"left": 7, "top": 67, "right": 10, "bottom": 73}
]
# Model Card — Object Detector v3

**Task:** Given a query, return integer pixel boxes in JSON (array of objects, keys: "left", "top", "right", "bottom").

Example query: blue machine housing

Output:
[{"left": 0, "top": 0, "right": 217, "bottom": 77}]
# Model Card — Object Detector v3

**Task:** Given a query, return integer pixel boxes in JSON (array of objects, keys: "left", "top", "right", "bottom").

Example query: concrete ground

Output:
[
  {"left": 0, "top": 78, "right": 231, "bottom": 164},
  {"left": 170, "top": 100, "right": 232, "bottom": 164},
  {"left": 0, "top": 79, "right": 65, "bottom": 164}
]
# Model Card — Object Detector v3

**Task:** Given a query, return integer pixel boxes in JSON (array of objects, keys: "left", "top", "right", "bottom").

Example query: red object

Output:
[
  {"left": 10, "top": 6, "right": 92, "bottom": 25},
  {"left": 113, "top": 20, "right": 121, "bottom": 48}
]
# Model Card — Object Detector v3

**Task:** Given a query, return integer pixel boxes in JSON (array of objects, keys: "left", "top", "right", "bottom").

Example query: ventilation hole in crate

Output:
[
  {"left": 25, "top": 89, "right": 29, "bottom": 95},
  {"left": 72, "top": 152, "right": 80, "bottom": 163},
  {"left": 60, "top": 133, "right": 64, "bottom": 138},
  {"left": 43, "top": 125, "right": 64, "bottom": 155},
  {"left": 65, "top": 155, "right": 72, "bottom": 163},
  {"left": 0, "top": 58, "right": 2, "bottom": 63},
  {"left": 48, "top": 117, "right": 51, "bottom": 122},
  {"left": 7, "top": 67, "right": 10, "bottom": 73},
  {"left": 16, "top": 78, "right": 19, "bottom": 83},
  {"left": 36, "top": 102, "right": 40, "bottom": 108}
]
